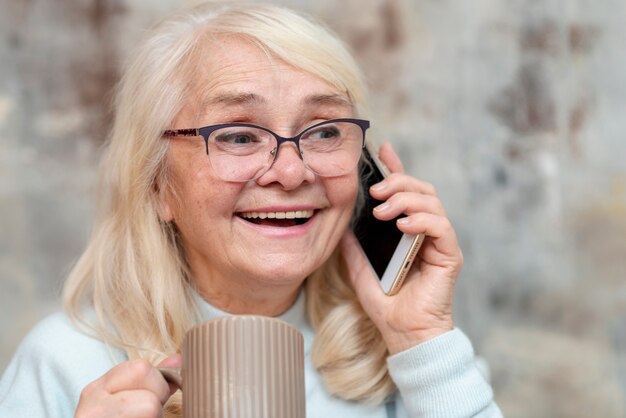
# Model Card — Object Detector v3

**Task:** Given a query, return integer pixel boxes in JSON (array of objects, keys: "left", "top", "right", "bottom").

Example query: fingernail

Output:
[
  {"left": 374, "top": 202, "right": 390, "bottom": 212},
  {"left": 371, "top": 181, "right": 388, "bottom": 191},
  {"left": 397, "top": 217, "right": 410, "bottom": 225}
]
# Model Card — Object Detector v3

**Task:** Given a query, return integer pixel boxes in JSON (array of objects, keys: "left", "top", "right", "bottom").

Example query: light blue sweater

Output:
[{"left": 0, "top": 291, "right": 502, "bottom": 417}]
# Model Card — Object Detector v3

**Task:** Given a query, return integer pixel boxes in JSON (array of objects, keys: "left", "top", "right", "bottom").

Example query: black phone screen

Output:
[{"left": 352, "top": 148, "right": 404, "bottom": 279}]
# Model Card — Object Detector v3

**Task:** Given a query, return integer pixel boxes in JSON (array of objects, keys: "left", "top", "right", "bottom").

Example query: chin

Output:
[
  {"left": 247, "top": 258, "right": 319, "bottom": 285},
  {"left": 258, "top": 268, "right": 311, "bottom": 285}
]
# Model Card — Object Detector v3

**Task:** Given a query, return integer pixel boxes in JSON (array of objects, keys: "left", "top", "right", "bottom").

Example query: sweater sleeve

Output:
[
  {"left": 386, "top": 328, "right": 502, "bottom": 418},
  {"left": 0, "top": 313, "right": 123, "bottom": 418}
]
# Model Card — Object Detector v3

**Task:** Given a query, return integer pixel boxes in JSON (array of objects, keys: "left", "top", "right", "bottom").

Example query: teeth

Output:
[{"left": 240, "top": 210, "right": 314, "bottom": 220}]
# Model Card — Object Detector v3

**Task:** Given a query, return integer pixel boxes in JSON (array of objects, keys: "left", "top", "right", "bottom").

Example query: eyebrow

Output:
[
  {"left": 303, "top": 94, "right": 353, "bottom": 109},
  {"left": 203, "top": 92, "right": 353, "bottom": 109},
  {"left": 204, "top": 92, "right": 266, "bottom": 107}
]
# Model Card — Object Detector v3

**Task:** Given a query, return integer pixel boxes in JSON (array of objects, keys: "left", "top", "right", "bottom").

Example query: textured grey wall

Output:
[{"left": 2, "top": 1, "right": 625, "bottom": 416}]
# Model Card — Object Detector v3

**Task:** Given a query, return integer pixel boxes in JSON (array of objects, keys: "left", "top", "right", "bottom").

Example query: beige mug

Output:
[{"left": 160, "top": 315, "right": 305, "bottom": 418}]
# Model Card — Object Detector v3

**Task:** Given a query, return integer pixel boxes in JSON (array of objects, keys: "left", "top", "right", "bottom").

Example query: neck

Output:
[{"left": 191, "top": 269, "right": 303, "bottom": 317}]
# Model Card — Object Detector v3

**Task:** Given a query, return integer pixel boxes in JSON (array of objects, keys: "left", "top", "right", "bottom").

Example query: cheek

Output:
[
  {"left": 327, "top": 173, "right": 359, "bottom": 213},
  {"left": 166, "top": 157, "right": 239, "bottom": 221}
]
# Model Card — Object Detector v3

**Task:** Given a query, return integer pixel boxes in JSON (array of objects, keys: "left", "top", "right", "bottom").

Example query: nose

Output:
[{"left": 255, "top": 141, "right": 315, "bottom": 189}]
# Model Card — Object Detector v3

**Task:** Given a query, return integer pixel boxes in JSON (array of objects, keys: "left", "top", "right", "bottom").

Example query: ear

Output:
[
  {"left": 154, "top": 181, "right": 175, "bottom": 222},
  {"left": 156, "top": 197, "right": 175, "bottom": 222}
]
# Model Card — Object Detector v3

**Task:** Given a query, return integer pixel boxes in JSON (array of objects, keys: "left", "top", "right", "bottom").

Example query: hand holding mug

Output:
[{"left": 74, "top": 355, "right": 181, "bottom": 418}]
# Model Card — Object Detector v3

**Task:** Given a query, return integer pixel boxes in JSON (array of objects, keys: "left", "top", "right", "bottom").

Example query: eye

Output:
[
  {"left": 305, "top": 125, "right": 341, "bottom": 140},
  {"left": 214, "top": 130, "right": 260, "bottom": 144}
]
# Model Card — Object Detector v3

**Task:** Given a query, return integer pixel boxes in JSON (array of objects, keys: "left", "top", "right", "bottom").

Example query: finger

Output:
[
  {"left": 370, "top": 174, "right": 438, "bottom": 200},
  {"left": 378, "top": 142, "right": 405, "bottom": 174},
  {"left": 396, "top": 213, "right": 460, "bottom": 257},
  {"left": 372, "top": 192, "right": 447, "bottom": 221},
  {"left": 108, "top": 389, "right": 163, "bottom": 417},
  {"left": 339, "top": 231, "right": 387, "bottom": 306},
  {"left": 102, "top": 359, "right": 171, "bottom": 404},
  {"left": 418, "top": 241, "right": 464, "bottom": 271}
]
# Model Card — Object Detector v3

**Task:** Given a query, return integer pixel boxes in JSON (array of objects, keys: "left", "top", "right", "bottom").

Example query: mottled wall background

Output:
[{"left": 1, "top": 0, "right": 625, "bottom": 416}]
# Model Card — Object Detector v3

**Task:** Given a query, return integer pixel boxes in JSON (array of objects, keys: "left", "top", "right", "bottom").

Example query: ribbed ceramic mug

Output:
[{"left": 160, "top": 315, "right": 305, "bottom": 418}]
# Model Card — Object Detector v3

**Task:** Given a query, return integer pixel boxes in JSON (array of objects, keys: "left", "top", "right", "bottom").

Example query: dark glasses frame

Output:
[{"left": 163, "top": 118, "right": 370, "bottom": 158}]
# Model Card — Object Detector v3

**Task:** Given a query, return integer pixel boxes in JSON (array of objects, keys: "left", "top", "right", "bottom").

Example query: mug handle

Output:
[{"left": 159, "top": 367, "right": 183, "bottom": 389}]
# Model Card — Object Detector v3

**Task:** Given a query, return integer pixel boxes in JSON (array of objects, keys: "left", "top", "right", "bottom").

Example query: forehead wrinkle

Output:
[{"left": 191, "top": 56, "right": 278, "bottom": 109}]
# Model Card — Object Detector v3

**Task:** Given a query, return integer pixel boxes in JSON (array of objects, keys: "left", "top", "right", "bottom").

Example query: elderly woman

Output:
[{"left": 0, "top": 3, "right": 501, "bottom": 418}]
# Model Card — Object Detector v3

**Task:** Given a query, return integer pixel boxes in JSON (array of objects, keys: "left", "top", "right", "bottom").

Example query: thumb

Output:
[
  {"left": 157, "top": 353, "right": 182, "bottom": 396},
  {"left": 157, "top": 353, "right": 182, "bottom": 368}
]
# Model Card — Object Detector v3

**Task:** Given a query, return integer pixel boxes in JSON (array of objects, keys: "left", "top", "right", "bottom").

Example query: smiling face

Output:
[{"left": 158, "top": 36, "right": 360, "bottom": 310}]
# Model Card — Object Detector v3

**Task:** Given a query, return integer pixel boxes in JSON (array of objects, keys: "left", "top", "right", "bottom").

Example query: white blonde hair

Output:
[{"left": 62, "top": 2, "right": 394, "bottom": 413}]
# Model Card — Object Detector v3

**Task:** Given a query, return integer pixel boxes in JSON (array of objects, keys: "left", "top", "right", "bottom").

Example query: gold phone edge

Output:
[{"left": 385, "top": 233, "right": 425, "bottom": 296}]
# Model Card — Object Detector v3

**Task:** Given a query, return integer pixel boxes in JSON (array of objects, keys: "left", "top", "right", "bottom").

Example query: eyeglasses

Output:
[{"left": 163, "top": 118, "right": 369, "bottom": 182}]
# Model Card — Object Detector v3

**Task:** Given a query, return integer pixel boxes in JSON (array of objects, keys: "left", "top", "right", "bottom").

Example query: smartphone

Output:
[{"left": 352, "top": 143, "right": 425, "bottom": 295}]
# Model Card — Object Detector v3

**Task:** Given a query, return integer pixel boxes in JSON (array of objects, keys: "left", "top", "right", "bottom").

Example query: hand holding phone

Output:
[{"left": 342, "top": 142, "right": 462, "bottom": 353}]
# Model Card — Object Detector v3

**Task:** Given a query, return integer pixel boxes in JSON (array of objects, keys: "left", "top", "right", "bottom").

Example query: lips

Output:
[{"left": 237, "top": 209, "right": 315, "bottom": 227}]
